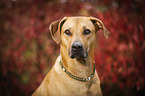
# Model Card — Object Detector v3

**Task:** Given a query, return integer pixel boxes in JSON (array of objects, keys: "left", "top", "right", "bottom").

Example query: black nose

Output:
[{"left": 72, "top": 42, "right": 83, "bottom": 51}]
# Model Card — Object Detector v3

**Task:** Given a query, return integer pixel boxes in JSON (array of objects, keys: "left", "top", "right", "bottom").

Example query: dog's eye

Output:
[
  {"left": 64, "top": 30, "right": 71, "bottom": 35},
  {"left": 83, "top": 29, "right": 91, "bottom": 35}
]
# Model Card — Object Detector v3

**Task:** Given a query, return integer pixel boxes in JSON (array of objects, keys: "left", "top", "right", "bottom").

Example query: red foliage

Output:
[{"left": 0, "top": 0, "right": 145, "bottom": 96}]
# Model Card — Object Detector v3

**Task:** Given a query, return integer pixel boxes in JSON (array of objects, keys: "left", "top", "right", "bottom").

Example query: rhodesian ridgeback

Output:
[{"left": 32, "top": 16, "right": 110, "bottom": 96}]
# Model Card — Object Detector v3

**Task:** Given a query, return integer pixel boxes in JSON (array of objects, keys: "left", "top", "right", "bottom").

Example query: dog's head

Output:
[{"left": 49, "top": 17, "right": 110, "bottom": 59}]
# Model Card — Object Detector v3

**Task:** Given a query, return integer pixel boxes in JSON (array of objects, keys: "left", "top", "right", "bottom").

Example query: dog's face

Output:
[
  {"left": 49, "top": 17, "right": 110, "bottom": 59},
  {"left": 61, "top": 17, "right": 96, "bottom": 58}
]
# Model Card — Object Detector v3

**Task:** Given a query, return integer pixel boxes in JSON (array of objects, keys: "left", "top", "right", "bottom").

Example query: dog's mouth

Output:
[
  {"left": 69, "top": 50, "right": 88, "bottom": 59},
  {"left": 68, "top": 42, "right": 88, "bottom": 59}
]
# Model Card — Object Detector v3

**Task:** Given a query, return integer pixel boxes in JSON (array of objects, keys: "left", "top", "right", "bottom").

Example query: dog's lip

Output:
[
  {"left": 69, "top": 51, "right": 88, "bottom": 59},
  {"left": 70, "top": 55, "right": 83, "bottom": 59}
]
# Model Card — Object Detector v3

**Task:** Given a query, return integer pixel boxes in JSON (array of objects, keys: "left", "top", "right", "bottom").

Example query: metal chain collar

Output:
[{"left": 59, "top": 59, "right": 95, "bottom": 82}]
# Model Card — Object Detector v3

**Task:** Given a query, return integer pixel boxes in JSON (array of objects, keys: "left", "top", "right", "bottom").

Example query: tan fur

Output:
[{"left": 32, "top": 16, "right": 110, "bottom": 96}]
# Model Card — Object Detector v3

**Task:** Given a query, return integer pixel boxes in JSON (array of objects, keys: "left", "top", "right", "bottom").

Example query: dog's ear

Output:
[
  {"left": 90, "top": 17, "right": 110, "bottom": 39},
  {"left": 49, "top": 17, "right": 68, "bottom": 44}
]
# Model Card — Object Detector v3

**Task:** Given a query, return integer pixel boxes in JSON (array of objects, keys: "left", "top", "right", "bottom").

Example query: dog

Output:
[{"left": 32, "top": 16, "right": 110, "bottom": 96}]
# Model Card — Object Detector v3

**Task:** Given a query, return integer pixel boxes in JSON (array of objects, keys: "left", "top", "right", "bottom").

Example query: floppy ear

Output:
[
  {"left": 49, "top": 17, "right": 68, "bottom": 44},
  {"left": 90, "top": 17, "right": 110, "bottom": 39}
]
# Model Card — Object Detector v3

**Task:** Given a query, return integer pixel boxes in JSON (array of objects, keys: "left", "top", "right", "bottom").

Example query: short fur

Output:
[{"left": 32, "top": 16, "right": 110, "bottom": 96}]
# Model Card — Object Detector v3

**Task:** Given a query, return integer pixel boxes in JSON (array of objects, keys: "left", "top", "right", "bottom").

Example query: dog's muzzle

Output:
[{"left": 69, "top": 42, "right": 87, "bottom": 59}]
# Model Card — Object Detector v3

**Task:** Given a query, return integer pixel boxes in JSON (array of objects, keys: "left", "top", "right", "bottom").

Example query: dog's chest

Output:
[{"left": 48, "top": 62, "right": 97, "bottom": 96}]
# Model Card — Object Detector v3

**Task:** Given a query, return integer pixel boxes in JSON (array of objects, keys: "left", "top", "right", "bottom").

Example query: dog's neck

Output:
[{"left": 60, "top": 45, "right": 95, "bottom": 78}]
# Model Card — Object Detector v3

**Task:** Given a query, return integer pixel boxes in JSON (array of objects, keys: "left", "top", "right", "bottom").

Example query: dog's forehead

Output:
[
  {"left": 63, "top": 17, "right": 94, "bottom": 28},
  {"left": 67, "top": 17, "right": 91, "bottom": 23},
  {"left": 68, "top": 17, "right": 89, "bottom": 20}
]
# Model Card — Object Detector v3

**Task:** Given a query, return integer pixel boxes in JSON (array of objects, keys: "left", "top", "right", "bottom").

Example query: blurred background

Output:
[{"left": 0, "top": 0, "right": 145, "bottom": 96}]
